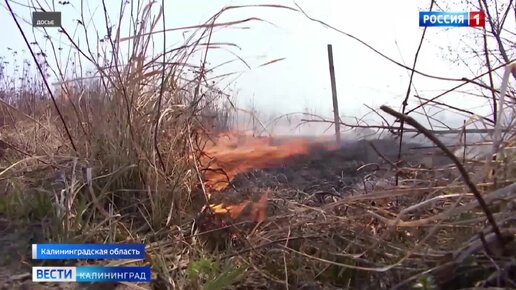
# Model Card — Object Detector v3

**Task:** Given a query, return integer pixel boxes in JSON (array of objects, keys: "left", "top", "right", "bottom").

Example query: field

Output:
[{"left": 1, "top": 1, "right": 516, "bottom": 289}]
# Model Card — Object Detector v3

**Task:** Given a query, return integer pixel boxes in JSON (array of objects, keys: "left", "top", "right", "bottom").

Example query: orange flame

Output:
[
  {"left": 200, "top": 132, "right": 311, "bottom": 192},
  {"left": 199, "top": 133, "right": 335, "bottom": 223},
  {"left": 209, "top": 201, "right": 250, "bottom": 219},
  {"left": 208, "top": 191, "right": 269, "bottom": 224},
  {"left": 198, "top": 132, "right": 329, "bottom": 224}
]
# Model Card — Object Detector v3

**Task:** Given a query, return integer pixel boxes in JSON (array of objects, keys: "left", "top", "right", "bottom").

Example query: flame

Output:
[
  {"left": 197, "top": 132, "right": 330, "bottom": 224},
  {"left": 200, "top": 132, "right": 312, "bottom": 192},
  {"left": 209, "top": 201, "right": 250, "bottom": 219},
  {"left": 208, "top": 191, "right": 269, "bottom": 224},
  {"left": 249, "top": 191, "right": 268, "bottom": 224}
]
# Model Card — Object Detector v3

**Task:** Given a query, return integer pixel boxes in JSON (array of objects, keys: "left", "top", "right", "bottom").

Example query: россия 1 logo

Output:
[{"left": 419, "top": 11, "right": 485, "bottom": 27}]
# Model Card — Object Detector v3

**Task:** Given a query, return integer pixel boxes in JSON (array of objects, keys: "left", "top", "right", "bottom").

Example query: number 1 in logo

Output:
[{"left": 469, "top": 11, "right": 485, "bottom": 27}]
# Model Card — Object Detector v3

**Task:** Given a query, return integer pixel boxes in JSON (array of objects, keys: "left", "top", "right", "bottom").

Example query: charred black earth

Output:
[{"left": 208, "top": 138, "right": 449, "bottom": 207}]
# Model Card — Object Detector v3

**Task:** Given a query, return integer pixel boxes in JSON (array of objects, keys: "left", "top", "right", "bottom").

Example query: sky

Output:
[{"left": 0, "top": 0, "right": 512, "bottom": 135}]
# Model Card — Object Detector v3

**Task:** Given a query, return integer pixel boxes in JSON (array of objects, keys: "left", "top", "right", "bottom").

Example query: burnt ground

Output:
[
  {"left": 208, "top": 138, "right": 451, "bottom": 207},
  {"left": 197, "top": 138, "right": 456, "bottom": 261}
]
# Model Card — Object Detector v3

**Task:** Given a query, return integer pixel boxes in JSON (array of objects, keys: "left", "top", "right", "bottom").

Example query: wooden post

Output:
[
  {"left": 327, "top": 44, "right": 341, "bottom": 145},
  {"left": 462, "top": 120, "right": 467, "bottom": 164}
]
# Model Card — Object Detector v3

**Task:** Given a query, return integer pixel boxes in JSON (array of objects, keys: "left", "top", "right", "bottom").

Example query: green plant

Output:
[{"left": 187, "top": 257, "right": 246, "bottom": 290}]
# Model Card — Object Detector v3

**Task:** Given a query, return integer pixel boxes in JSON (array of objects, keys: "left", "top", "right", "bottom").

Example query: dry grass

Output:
[{"left": 0, "top": 1, "right": 515, "bottom": 290}]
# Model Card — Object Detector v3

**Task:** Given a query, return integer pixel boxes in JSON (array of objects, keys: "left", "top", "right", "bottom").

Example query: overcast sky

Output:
[{"left": 0, "top": 0, "right": 511, "bottom": 135}]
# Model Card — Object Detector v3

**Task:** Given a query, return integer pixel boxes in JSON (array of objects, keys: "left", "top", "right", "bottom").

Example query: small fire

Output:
[
  {"left": 198, "top": 132, "right": 316, "bottom": 223},
  {"left": 208, "top": 190, "right": 269, "bottom": 224},
  {"left": 200, "top": 132, "right": 312, "bottom": 191},
  {"left": 210, "top": 201, "right": 251, "bottom": 219}
]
